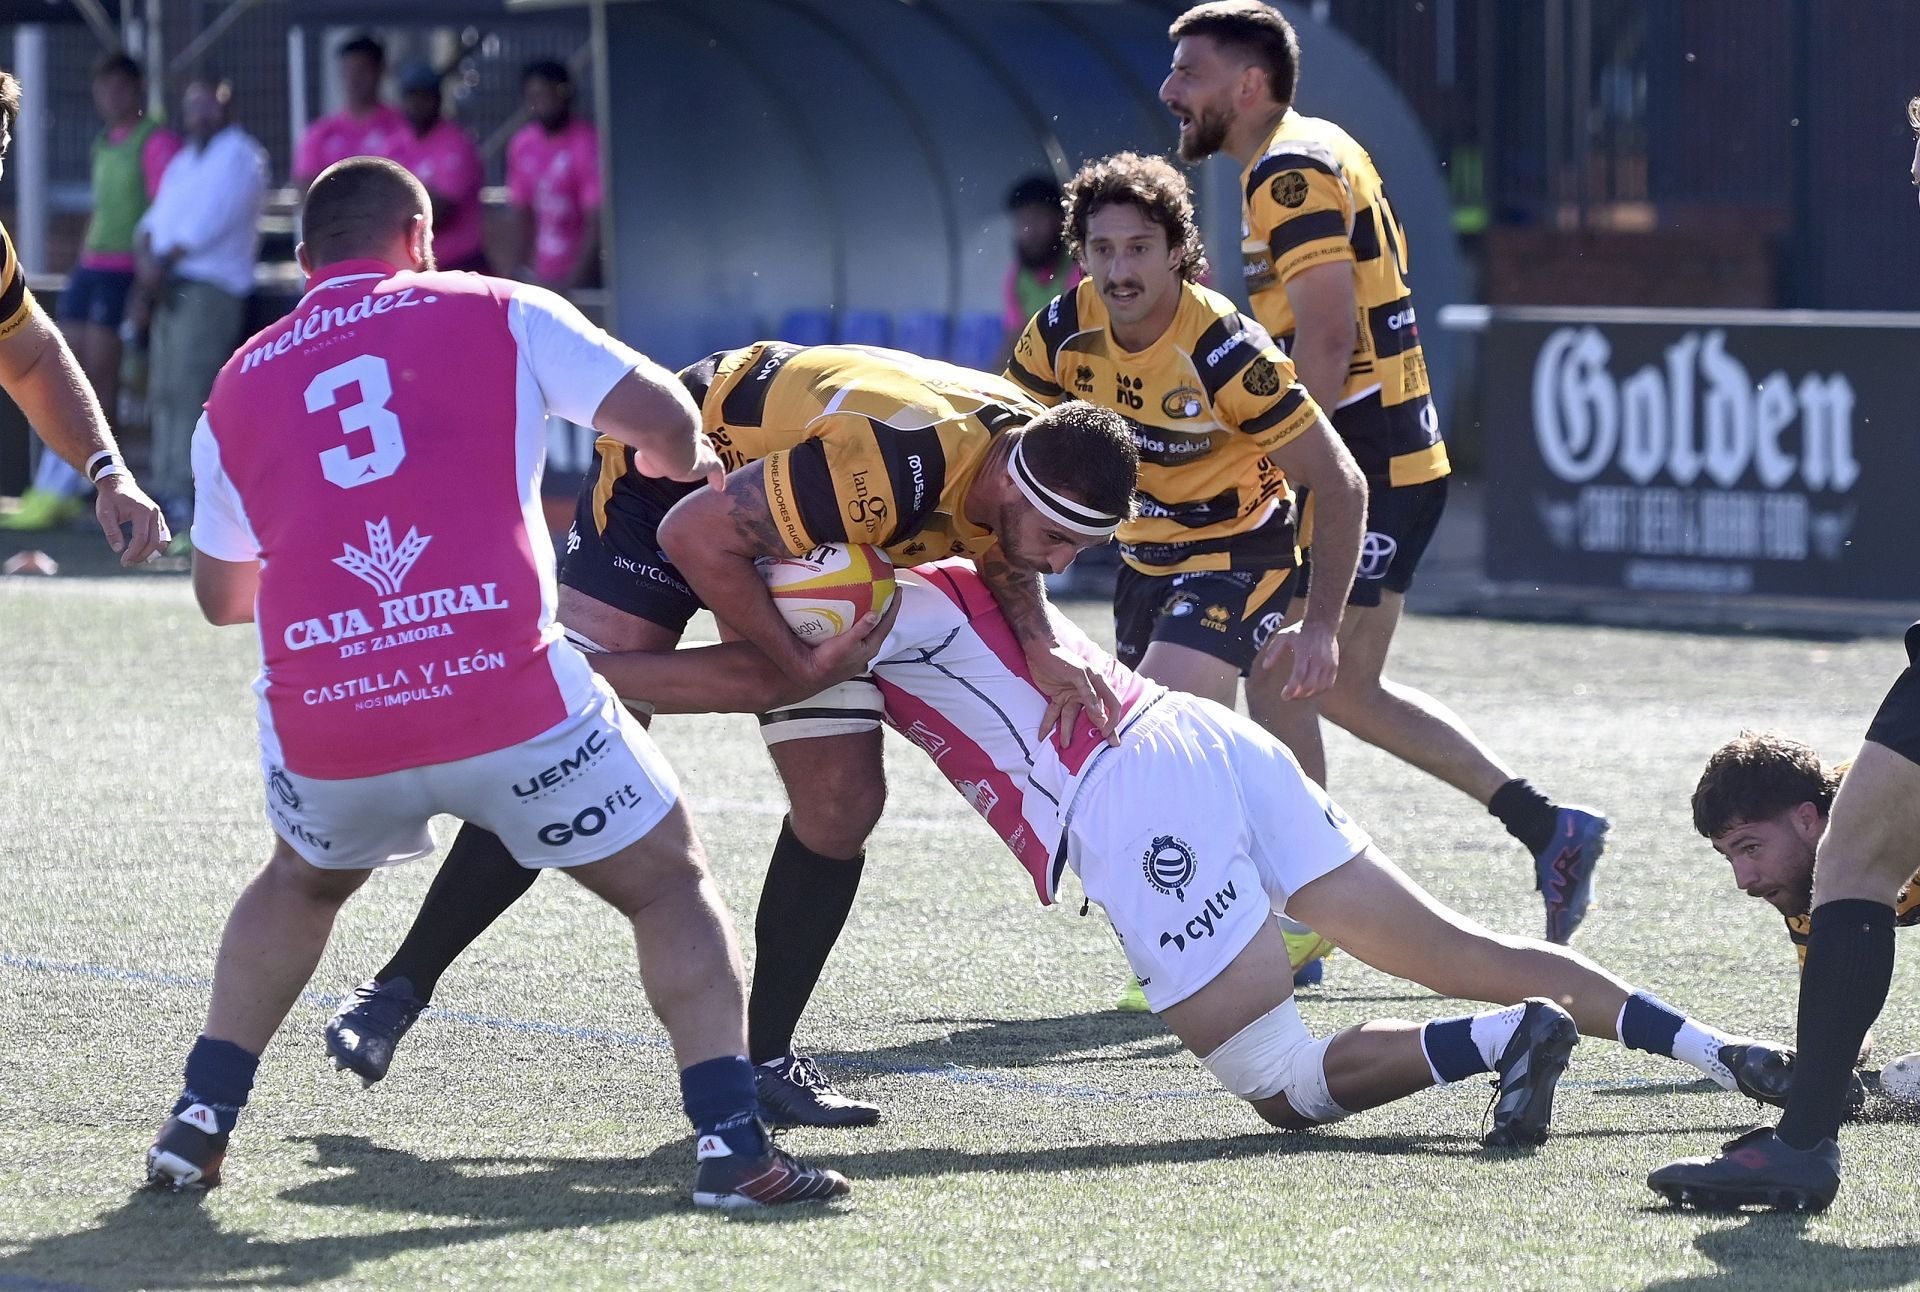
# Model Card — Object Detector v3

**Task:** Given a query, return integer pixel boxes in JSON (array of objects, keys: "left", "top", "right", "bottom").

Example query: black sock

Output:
[
  {"left": 375, "top": 824, "right": 539, "bottom": 1002},
  {"left": 1777, "top": 899, "right": 1896, "bottom": 1149},
  {"left": 1489, "top": 778, "right": 1560, "bottom": 856},
  {"left": 746, "top": 817, "right": 866, "bottom": 1065}
]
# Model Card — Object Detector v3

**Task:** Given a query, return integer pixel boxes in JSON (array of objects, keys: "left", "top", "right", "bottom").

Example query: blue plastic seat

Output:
[
  {"left": 893, "top": 311, "right": 950, "bottom": 360},
  {"left": 949, "top": 311, "right": 1007, "bottom": 372},
  {"left": 838, "top": 309, "right": 892, "bottom": 347},
  {"left": 777, "top": 309, "right": 834, "bottom": 347}
]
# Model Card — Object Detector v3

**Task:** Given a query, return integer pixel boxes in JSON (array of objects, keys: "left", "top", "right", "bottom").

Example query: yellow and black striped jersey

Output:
[
  {"left": 0, "top": 223, "right": 34, "bottom": 343},
  {"left": 1007, "top": 278, "right": 1319, "bottom": 575},
  {"left": 1241, "top": 110, "right": 1447, "bottom": 487},
  {"left": 658, "top": 342, "right": 1038, "bottom": 564},
  {"left": 1785, "top": 874, "right": 1920, "bottom": 967}
]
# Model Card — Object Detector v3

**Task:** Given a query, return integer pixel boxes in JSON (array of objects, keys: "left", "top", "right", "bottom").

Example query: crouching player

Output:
[
  {"left": 143, "top": 157, "right": 853, "bottom": 1210},
  {"left": 596, "top": 558, "right": 1798, "bottom": 1144}
]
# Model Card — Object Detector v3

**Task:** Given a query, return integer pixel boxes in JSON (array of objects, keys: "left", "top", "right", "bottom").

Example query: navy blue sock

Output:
[
  {"left": 1778, "top": 899, "right": 1896, "bottom": 1149},
  {"left": 1617, "top": 991, "right": 1684, "bottom": 1057},
  {"left": 1420, "top": 1017, "right": 1488, "bottom": 1083},
  {"left": 680, "top": 1056, "right": 768, "bottom": 1158},
  {"left": 170, "top": 1036, "right": 259, "bottom": 1134}
]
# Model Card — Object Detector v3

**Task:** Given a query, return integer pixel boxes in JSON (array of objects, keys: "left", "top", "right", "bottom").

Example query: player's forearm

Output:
[
  {"left": 591, "top": 640, "right": 802, "bottom": 715},
  {"left": 1300, "top": 462, "right": 1367, "bottom": 635},
  {"left": 1289, "top": 322, "right": 1352, "bottom": 417},
  {"left": 657, "top": 487, "right": 814, "bottom": 683},
  {"left": 978, "top": 547, "right": 1058, "bottom": 649},
  {"left": 592, "top": 358, "right": 703, "bottom": 476}
]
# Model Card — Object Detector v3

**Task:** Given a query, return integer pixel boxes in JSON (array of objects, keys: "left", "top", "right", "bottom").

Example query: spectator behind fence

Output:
[
  {"left": 293, "top": 33, "right": 407, "bottom": 186},
  {"left": 5, "top": 51, "right": 179, "bottom": 532},
  {"left": 505, "top": 60, "right": 601, "bottom": 293},
  {"left": 133, "top": 78, "right": 266, "bottom": 530},
  {"left": 1002, "top": 174, "right": 1080, "bottom": 340},
  {"left": 388, "top": 61, "right": 486, "bottom": 273}
]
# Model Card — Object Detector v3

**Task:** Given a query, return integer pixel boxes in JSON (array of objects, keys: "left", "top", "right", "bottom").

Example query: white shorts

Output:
[
  {"left": 260, "top": 677, "right": 681, "bottom": 870},
  {"left": 755, "top": 676, "right": 884, "bottom": 745},
  {"left": 1066, "top": 694, "right": 1371, "bottom": 1012}
]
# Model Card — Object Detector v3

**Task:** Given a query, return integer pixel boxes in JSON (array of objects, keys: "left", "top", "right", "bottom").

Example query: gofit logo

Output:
[
  {"left": 1142, "top": 835, "right": 1198, "bottom": 901},
  {"left": 537, "top": 784, "right": 645, "bottom": 846},
  {"left": 513, "top": 729, "right": 609, "bottom": 800},
  {"left": 1158, "top": 881, "right": 1239, "bottom": 952}
]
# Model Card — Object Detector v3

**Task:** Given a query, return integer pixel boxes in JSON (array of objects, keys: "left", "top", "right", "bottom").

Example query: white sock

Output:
[
  {"left": 1672, "top": 1019, "right": 1741, "bottom": 1090},
  {"left": 1470, "top": 1003, "right": 1528, "bottom": 1070}
]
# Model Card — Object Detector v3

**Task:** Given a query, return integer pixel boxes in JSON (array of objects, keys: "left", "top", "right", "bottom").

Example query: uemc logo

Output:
[
  {"left": 513, "top": 729, "right": 608, "bottom": 799},
  {"left": 1532, "top": 327, "right": 1858, "bottom": 492}
]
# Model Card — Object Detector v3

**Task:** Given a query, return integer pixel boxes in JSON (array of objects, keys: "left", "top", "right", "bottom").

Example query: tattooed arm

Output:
[
  {"left": 977, "top": 545, "right": 1121, "bottom": 744},
  {"left": 657, "top": 460, "right": 879, "bottom": 689}
]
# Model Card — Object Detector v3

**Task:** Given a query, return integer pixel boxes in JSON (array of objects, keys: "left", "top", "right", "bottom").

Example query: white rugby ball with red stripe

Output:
[{"left": 757, "top": 543, "right": 896, "bottom": 641}]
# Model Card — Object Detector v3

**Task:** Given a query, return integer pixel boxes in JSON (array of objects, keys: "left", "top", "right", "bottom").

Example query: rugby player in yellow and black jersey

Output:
[
  {"left": 1160, "top": 4, "right": 1610, "bottom": 951},
  {"left": 323, "top": 339, "right": 1141, "bottom": 1130},
  {"left": 1006, "top": 151, "right": 1365, "bottom": 722},
  {"left": 0, "top": 70, "right": 168, "bottom": 564}
]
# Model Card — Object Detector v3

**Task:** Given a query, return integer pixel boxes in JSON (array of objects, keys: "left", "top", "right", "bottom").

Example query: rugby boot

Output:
[
  {"left": 754, "top": 1052, "right": 880, "bottom": 1128},
  {"left": 1535, "top": 807, "right": 1609, "bottom": 944},
  {"left": 1116, "top": 977, "right": 1151, "bottom": 1012},
  {"left": 144, "top": 1106, "right": 228, "bottom": 1192},
  {"left": 1648, "top": 1127, "right": 1840, "bottom": 1212},
  {"left": 325, "top": 976, "right": 427, "bottom": 1086},
  {"left": 1718, "top": 1040, "right": 1868, "bottom": 1118},
  {"left": 692, "top": 1125, "right": 852, "bottom": 1210},
  {"left": 1484, "top": 997, "right": 1579, "bottom": 1148}
]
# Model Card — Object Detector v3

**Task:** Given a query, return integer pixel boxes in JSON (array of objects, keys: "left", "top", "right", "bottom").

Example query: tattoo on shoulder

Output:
[{"left": 722, "top": 466, "right": 787, "bottom": 553}]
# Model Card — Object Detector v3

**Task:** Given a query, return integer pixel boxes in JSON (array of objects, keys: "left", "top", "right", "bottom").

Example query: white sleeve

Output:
[
  {"left": 189, "top": 414, "right": 261, "bottom": 561},
  {"left": 507, "top": 284, "right": 647, "bottom": 427},
  {"left": 872, "top": 569, "right": 963, "bottom": 664}
]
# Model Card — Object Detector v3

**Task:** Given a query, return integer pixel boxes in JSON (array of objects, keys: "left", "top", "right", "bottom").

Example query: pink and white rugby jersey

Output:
[
  {"left": 190, "top": 260, "right": 643, "bottom": 778},
  {"left": 505, "top": 117, "right": 602, "bottom": 284},
  {"left": 872, "top": 560, "right": 1164, "bottom": 904},
  {"left": 294, "top": 104, "right": 411, "bottom": 184}
]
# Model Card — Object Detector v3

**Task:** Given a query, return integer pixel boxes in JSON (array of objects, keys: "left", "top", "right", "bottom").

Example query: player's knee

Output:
[
  {"left": 787, "top": 760, "right": 886, "bottom": 854},
  {"left": 1200, "top": 999, "right": 1350, "bottom": 1127},
  {"left": 264, "top": 843, "right": 366, "bottom": 905}
]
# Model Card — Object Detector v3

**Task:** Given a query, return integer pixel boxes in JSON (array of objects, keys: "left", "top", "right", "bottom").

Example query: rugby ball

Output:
[{"left": 757, "top": 543, "right": 895, "bottom": 642}]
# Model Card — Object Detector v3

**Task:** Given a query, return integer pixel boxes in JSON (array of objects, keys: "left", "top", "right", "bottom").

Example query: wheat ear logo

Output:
[{"left": 333, "top": 518, "right": 431, "bottom": 597}]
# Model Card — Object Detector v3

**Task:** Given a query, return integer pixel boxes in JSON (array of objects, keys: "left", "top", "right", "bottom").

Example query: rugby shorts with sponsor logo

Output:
[
  {"left": 559, "top": 442, "right": 881, "bottom": 744},
  {"left": 1294, "top": 475, "right": 1448, "bottom": 609},
  {"left": 1065, "top": 693, "right": 1370, "bottom": 1012},
  {"left": 260, "top": 675, "right": 680, "bottom": 869},
  {"left": 1112, "top": 565, "right": 1296, "bottom": 676}
]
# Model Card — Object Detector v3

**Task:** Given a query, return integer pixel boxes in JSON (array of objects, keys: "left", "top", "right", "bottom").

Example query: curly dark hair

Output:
[
  {"left": 1691, "top": 731, "right": 1843, "bottom": 839},
  {"left": 1063, "top": 152, "right": 1206, "bottom": 282},
  {"left": 1169, "top": 1, "right": 1302, "bottom": 107}
]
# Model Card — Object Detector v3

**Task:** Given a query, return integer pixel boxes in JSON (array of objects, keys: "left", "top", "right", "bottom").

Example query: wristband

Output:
[
  {"left": 92, "top": 461, "right": 127, "bottom": 484},
  {"left": 85, "top": 450, "right": 124, "bottom": 483}
]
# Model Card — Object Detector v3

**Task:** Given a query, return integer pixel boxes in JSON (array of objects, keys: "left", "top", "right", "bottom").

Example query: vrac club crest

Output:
[{"left": 1142, "top": 835, "right": 1198, "bottom": 901}]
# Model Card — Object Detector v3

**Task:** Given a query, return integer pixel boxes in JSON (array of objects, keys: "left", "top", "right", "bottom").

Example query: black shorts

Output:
[
  {"left": 1294, "top": 475, "right": 1448, "bottom": 609},
  {"left": 556, "top": 443, "right": 703, "bottom": 632},
  {"left": 1113, "top": 564, "right": 1297, "bottom": 676},
  {"left": 58, "top": 266, "right": 135, "bottom": 328},
  {"left": 1864, "top": 623, "right": 1920, "bottom": 767}
]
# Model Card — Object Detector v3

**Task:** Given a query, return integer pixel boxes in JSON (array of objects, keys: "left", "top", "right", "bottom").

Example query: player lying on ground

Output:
[
  {"left": 143, "top": 158, "right": 864, "bottom": 1210},
  {"left": 320, "top": 351, "right": 1147, "bottom": 1131},
  {"left": 1646, "top": 725, "right": 1920, "bottom": 1209},
  {"left": 581, "top": 556, "right": 1801, "bottom": 1145}
]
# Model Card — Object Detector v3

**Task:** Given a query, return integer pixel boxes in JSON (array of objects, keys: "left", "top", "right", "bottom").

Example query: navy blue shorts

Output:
[
  {"left": 58, "top": 266, "right": 135, "bottom": 328},
  {"left": 1294, "top": 475, "right": 1448, "bottom": 609},
  {"left": 1864, "top": 623, "right": 1920, "bottom": 767}
]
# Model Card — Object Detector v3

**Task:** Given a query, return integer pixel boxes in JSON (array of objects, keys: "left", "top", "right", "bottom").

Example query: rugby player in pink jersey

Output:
[
  {"left": 293, "top": 34, "right": 409, "bottom": 186},
  {"left": 586, "top": 558, "right": 1805, "bottom": 1147},
  {"left": 505, "top": 60, "right": 601, "bottom": 291},
  {"left": 143, "top": 157, "right": 867, "bottom": 1211}
]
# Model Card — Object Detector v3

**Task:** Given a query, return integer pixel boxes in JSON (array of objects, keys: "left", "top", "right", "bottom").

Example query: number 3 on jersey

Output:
[{"left": 310, "top": 354, "right": 405, "bottom": 489}]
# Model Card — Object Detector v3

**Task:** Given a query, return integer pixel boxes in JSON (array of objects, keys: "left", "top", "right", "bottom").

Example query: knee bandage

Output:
[
  {"left": 1200, "top": 999, "right": 1350, "bottom": 1124},
  {"left": 756, "top": 677, "right": 883, "bottom": 745}
]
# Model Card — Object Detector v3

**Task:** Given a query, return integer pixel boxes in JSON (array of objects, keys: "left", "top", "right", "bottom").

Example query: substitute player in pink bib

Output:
[
  {"left": 293, "top": 35, "right": 409, "bottom": 185},
  {"left": 144, "top": 157, "right": 858, "bottom": 1211}
]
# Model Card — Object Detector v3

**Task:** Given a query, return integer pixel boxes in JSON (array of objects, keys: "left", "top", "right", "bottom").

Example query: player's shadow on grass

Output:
[
  {"left": 822, "top": 1010, "right": 1186, "bottom": 1075},
  {"left": 1637, "top": 1213, "right": 1920, "bottom": 1291}
]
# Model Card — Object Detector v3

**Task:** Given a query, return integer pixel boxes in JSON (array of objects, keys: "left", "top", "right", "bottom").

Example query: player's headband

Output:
[{"left": 1006, "top": 436, "right": 1122, "bottom": 539}]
